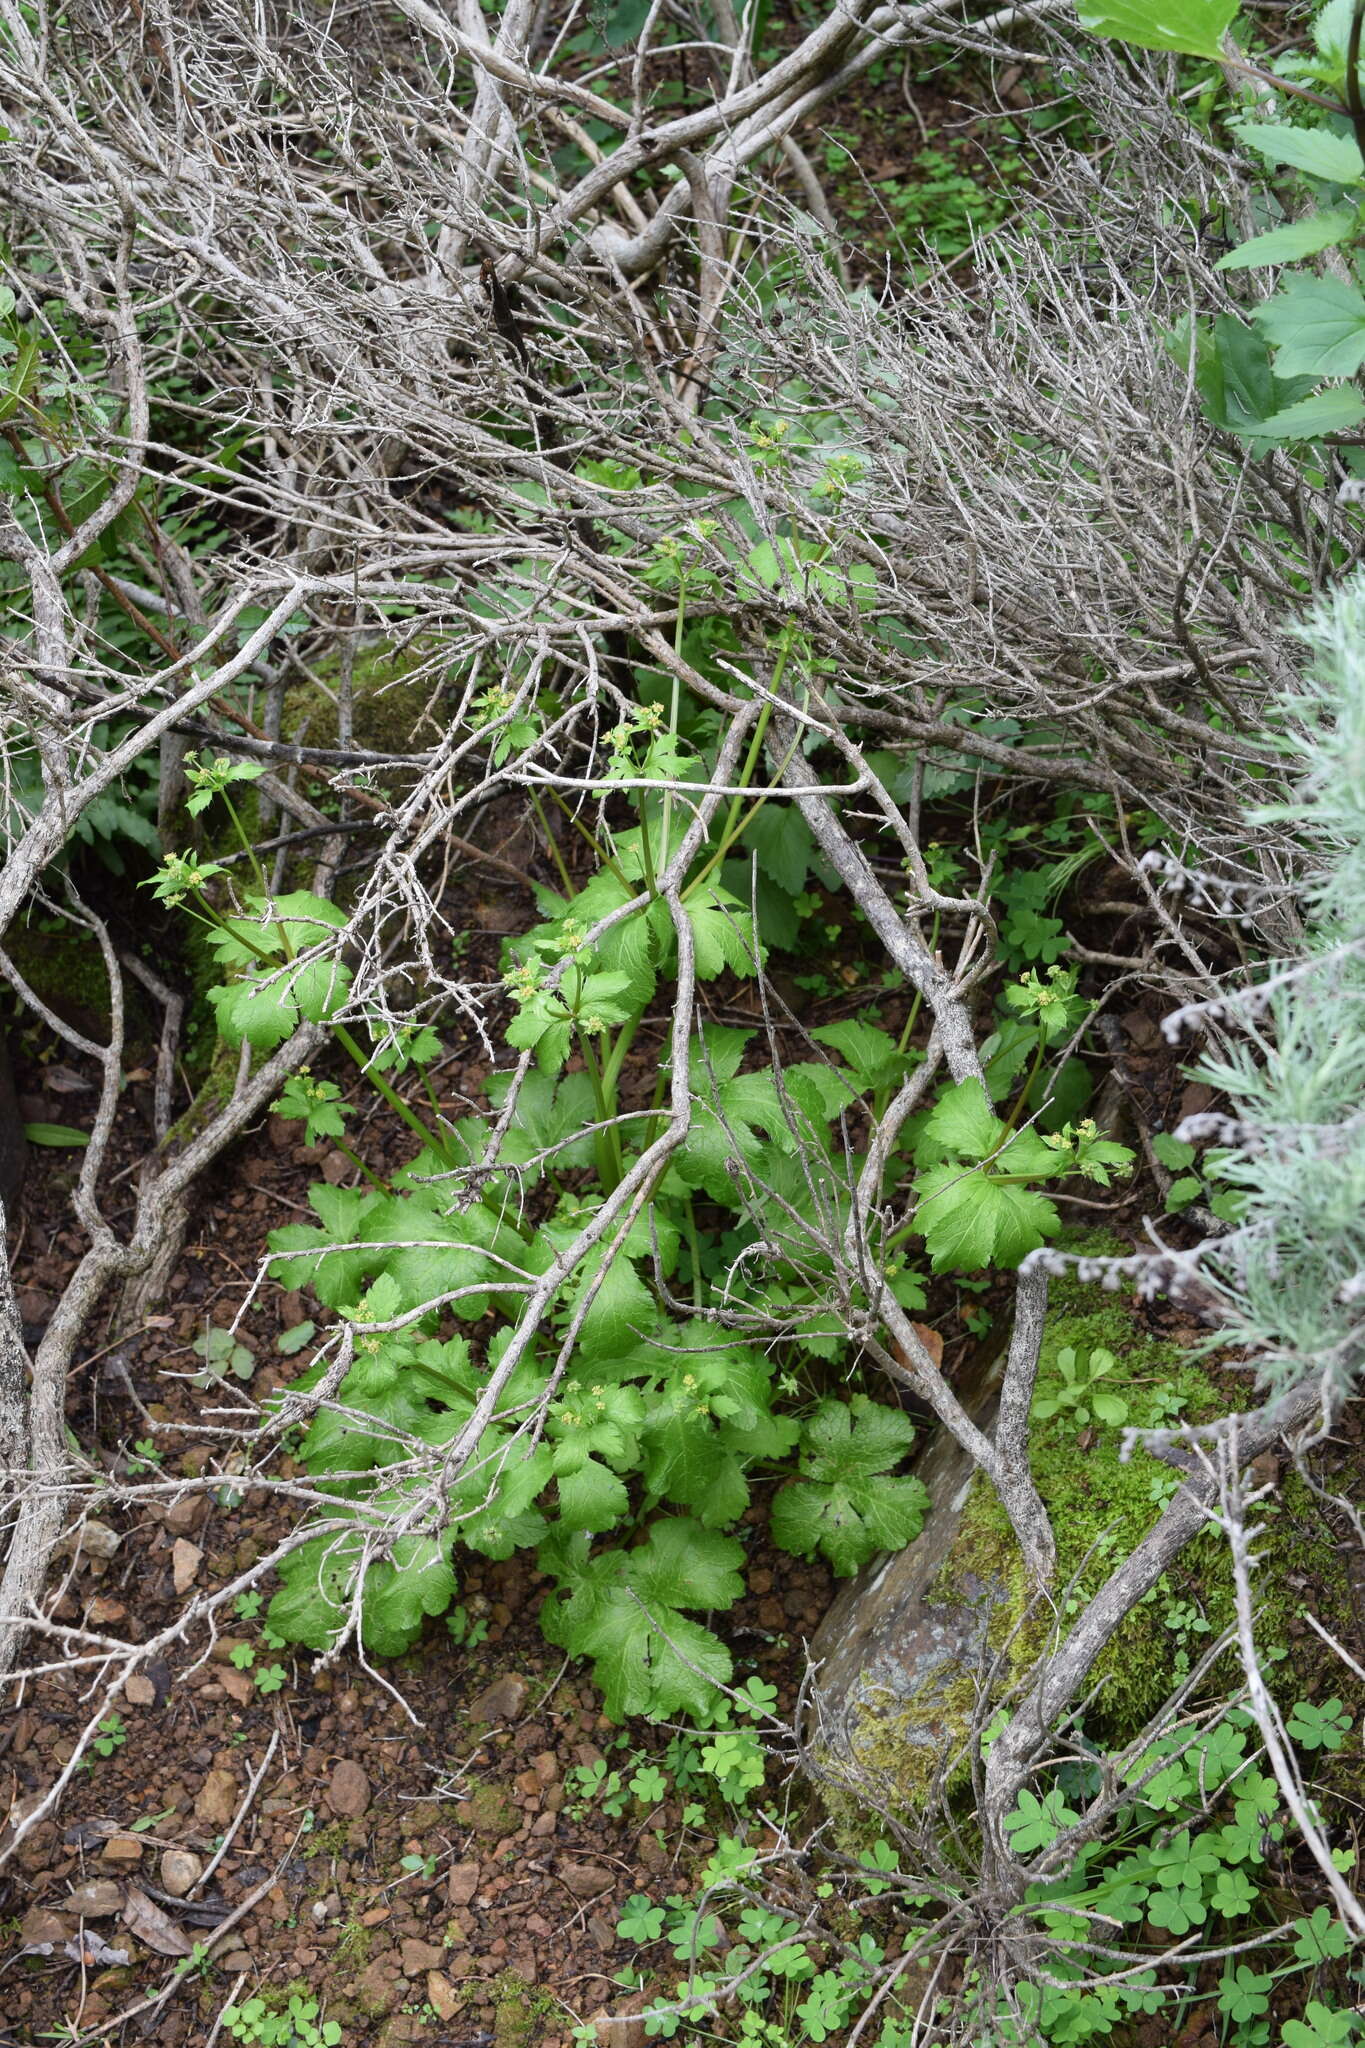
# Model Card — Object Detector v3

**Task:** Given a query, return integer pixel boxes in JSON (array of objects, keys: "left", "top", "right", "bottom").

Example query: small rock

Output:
[
  {"left": 532, "top": 1751, "right": 559, "bottom": 1786},
  {"left": 468, "top": 1673, "right": 528, "bottom": 1724},
  {"left": 220, "top": 1669, "right": 254, "bottom": 1708},
  {"left": 560, "top": 1861, "right": 614, "bottom": 1900},
  {"left": 399, "top": 1937, "right": 445, "bottom": 1977},
  {"left": 356, "top": 1958, "right": 402, "bottom": 2016},
  {"left": 592, "top": 2006, "right": 647, "bottom": 2048},
  {"left": 159, "top": 1850, "right": 202, "bottom": 1898},
  {"left": 72, "top": 1520, "right": 121, "bottom": 1560},
  {"left": 15, "top": 1287, "right": 52, "bottom": 1326},
  {"left": 64, "top": 1880, "right": 123, "bottom": 1918},
  {"left": 20, "top": 1906, "right": 69, "bottom": 1947},
  {"left": 530, "top": 1811, "right": 557, "bottom": 1838},
  {"left": 446, "top": 1861, "right": 479, "bottom": 1906},
  {"left": 376, "top": 2020, "right": 425, "bottom": 2048},
  {"left": 85, "top": 1596, "right": 127, "bottom": 1625},
  {"left": 123, "top": 1673, "right": 157, "bottom": 1708},
  {"left": 194, "top": 1768, "right": 240, "bottom": 1828},
  {"left": 427, "top": 1970, "right": 460, "bottom": 2022},
  {"left": 171, "top": 1540, "right": 203, "bottom": 1596},
  {"left": 101, "top": 1834, "right": 144, "bottom": 1866},
  {"left": 220, "top": 1948, "right": 253, "bottom": 1972},
  {"left": 164, "top": 1494, "right": 206, "bottom": 1537},
  {"left": 326, "top": 1759, "right": 371, "bottom": 1818}
]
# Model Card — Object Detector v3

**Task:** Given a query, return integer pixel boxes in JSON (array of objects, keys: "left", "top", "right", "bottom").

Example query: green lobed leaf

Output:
[{"left": 914, "top": 1160, "right": 1060, "bottom": 1272}]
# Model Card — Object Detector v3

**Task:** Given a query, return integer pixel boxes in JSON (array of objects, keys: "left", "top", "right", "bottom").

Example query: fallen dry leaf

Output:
[{"left": 121, "top": 1884, "right": 194, "bottom": 1957}]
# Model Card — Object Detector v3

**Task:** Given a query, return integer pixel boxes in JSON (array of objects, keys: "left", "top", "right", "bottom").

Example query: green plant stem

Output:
[
  {"left": 999, "top": 1033, "right": 1047, "bottom": 1142},
  {"left": 546, "top": 784, "right": 627, "bottom": 889},
  {"left": 683, "top": 1194, "right": 702, "bottom": 1308},
  {"left": 578, "top": 1031, "right": 623, "bottom": 1193},
  {"left": 530, "top": 787, "right": 575, "bottom": 896},
  {"left": 658, "top": 581, "right": 688, "bottom": 873},
  {"left": 601, "top": 1013, "right": 641, "bottom": 1099},
  {"left": 221, "top": 790, "right": 269, "bottom": 900},
  {"left": 326, "top": 1136, "right": 389, "bottom": 1194},
  {"left": 331, "top": 1023, "right": 445, "bottom": 1155}
]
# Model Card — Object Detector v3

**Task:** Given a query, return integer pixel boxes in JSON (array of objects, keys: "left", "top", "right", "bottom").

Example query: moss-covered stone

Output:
[
  {"left": 817, "top": 1234, "right": 1354, "bottom": 1819},
  {"left": 454, "top": 1780, "right": 519, "bottom": 1839},
  {"left": 6, "top": 924, "right": 152, "bottom": 1043},
  {"left": 491, "top": 1969, "right": 553, "bottom": 2048}
]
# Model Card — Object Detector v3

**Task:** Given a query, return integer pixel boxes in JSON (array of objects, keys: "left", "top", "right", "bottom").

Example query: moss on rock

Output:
[
  {"left": 491, "top": 1969, "right": 553, "bottom": 2048},
  {"left": 826, "top": 1234, "right": 1352, "bottom": 1818}
]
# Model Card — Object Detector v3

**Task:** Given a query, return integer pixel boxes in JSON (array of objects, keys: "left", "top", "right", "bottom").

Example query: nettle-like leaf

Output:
[
  {"left": 1217, "top": 208, "right": 1357, "bottom": 273},
  {"left": 912, "top": 1079, "right": 1061, "bottom": 1272},
  {"left": 770, "top": 1396, "right": 927, "bottom": 1576},
  {"left": 540, "top": 1518, "right": 744, "bottom": 1720},
  {"left": 1077, "top": 0, "right": 1237, "bottom": 60},
  {"left": 1253, "top": 274, "right": 1365, "bottom": 382},
  {"left": 1232, "top": 119, "right": 1365, "bottom": 187}
]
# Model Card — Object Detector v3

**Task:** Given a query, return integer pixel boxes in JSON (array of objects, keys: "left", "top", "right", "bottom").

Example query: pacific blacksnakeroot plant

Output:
[{"left": 161, "top": 679, "right": 1134, "bottom": 1720}]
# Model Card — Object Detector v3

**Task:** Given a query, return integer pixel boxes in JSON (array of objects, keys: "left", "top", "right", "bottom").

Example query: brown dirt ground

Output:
[{"left": 1, "top": 1007, "right": 836, "bottom": 2048}]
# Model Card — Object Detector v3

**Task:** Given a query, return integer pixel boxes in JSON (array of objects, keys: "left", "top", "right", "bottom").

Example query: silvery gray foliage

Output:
[{"left": 1178, "top": 572, "right": 1365, "bottom": 1396}]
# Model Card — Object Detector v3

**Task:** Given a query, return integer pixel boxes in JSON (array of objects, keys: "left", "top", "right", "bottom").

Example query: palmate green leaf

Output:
[
  {"left": 268, "top": 1186, "right": 386, "bottom": 1304},
  {"left": 1217, "top": 208, "right": 1357, "bottom": 271},
  {"left": 364, "top": 1192, "right": 526, "bottom": 1319},
  {"left": 1077, "top": 0, "right": 1236, "bottom": 59},
  {"left": 913, "top": 1081, "right": 1061, "bottom": 1270},
  {"left": 914, "top": 1160, "right": 1060, "bottom": 1271},
  {"left": 568, "top": 1587, "right": 731, "bottom": 1721},
  {"left": 918, "top": 1077, "right": 1002, "bottom": 1160},
  {"left": 675, "top": 882, "right": 763, "bottom": 979},
  {"left": 741, "top": 802, "right": 814, "bottom": 895},
  {"left": 211, "top": 948, "right": 353, "bottom": 1050},
  {"left": 207, "top": 890, "right": 349, "bottom": 967},
  {"left": 810, "top": 1019, "right": 912, "bottom": 1093},
  {"left": 555, "top": 1455, "right": 630, "bottom": 1532},
  {"left": 361, "top": 1532, "right": 458, "bottom": 1655},
  {"left": 1253, "top": 275, "right": 1365, "bottom": 379},
  {"left": 541, "top": 1518, "right": 743, "bottom": 1719},
  {"left": 800, "top": 1394, "right": 917, "bottom": 1479},
  {"left": 266, "top": 1518, "right": 456, "bottom": 1656},
  {"left": 771, "top": 1397, "right": 927, "bottom": 1575},
  {"left": 640, "top": 1393, "right": 752, "bottom": 1527},
  {"left": 565, "top": 1245, "right": 655, "bottom": 1363}
]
